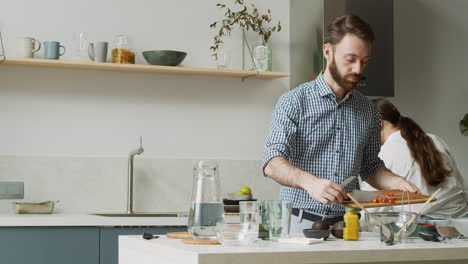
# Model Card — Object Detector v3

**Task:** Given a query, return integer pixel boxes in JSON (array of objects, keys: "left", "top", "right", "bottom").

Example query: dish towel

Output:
[{"left": 276, "top": 238, "right": 324, "bottom": 245}]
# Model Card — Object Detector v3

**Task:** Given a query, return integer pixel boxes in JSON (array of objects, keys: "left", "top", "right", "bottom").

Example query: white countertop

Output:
[
  {"left": 119, "top": 233, "right": 468, "bottom": 264},
  {"left": 0, "top": 213, "right": 240, "bottom": 227}
]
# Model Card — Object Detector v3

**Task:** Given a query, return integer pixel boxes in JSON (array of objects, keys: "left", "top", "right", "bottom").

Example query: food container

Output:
[
  {"left": 13, "top": 200, "right": 58, "bottom": 214},
  {"left": 366, "top": 211, "right": 419, "bottom": 240},
  {"left": 216, "top": 223, "right": 256, "bottom": 246}
]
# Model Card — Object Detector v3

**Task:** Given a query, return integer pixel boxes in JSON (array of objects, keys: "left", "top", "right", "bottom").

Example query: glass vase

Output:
[{"left": 252, "top": 38, "right": 272, "bottom": 71}]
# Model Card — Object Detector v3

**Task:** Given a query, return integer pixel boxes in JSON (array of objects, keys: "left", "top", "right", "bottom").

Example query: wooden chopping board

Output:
[
  {"left": 167, "top": 232, "right": 193, "bottom": 239},
  {"left": 167, "top": 232, "right": 221, "bottom": 245},
  {"left": 342, "top": 189, "right": 437, "bottom": 209},
  {"left": 181, "top": 239, "right": 221, "bottom": 245}
]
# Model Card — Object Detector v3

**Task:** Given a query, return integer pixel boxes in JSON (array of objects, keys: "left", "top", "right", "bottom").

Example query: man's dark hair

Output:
[{"left": 325, "top": 14, "right": 374, "bottom": 45}]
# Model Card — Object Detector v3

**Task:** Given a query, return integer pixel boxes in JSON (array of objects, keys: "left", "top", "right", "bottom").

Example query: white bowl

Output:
[
  {"left": 227, "top": 193, "right": 253, "bottom": 200},
  {"left": 216, "top": 223, "right": 256, "bottom": 246},
  {"left": 451, "top": 218, "right": 468, "bottom": 236}
]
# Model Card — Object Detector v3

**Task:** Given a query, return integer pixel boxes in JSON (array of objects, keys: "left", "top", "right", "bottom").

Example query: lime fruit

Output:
[{"left": 239, "top": 186, "right": 252, "bottom": 195}]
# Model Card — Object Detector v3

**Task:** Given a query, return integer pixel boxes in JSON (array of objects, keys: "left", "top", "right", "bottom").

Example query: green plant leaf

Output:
[{"left": 460, "top": 113, "right": 468, "bottom": 136}]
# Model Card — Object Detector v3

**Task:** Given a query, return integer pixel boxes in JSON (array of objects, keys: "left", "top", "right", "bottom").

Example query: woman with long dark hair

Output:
[{"left": 361, "top": 98, "right": 468, "bottom": 218}]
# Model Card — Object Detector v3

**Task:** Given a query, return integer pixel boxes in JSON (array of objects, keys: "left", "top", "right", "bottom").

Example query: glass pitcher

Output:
[{"left": 188, "top": 160, "right": 225, "bottom": 240}]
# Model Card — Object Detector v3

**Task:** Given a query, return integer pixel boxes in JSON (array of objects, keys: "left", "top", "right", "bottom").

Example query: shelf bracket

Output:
[{"left": 241, "top": 70, "right": 259, "bottom": 82}]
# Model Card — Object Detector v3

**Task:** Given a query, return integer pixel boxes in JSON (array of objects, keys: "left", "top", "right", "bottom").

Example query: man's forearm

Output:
[{"left": 264, "top": 156, "right": 314, "bottom": 189}]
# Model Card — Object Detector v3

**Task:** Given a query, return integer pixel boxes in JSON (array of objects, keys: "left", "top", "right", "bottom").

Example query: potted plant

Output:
[
  {"left": 461, "top": 113, "right": 468, "bottom": 136},
  {"left": 209, "top": 0, "right": 281, "bottom": 71}
]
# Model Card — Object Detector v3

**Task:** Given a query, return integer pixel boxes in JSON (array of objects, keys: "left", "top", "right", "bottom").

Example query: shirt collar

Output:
[{"left": 314, "top": 72, "right": 355, "bottom": 99}]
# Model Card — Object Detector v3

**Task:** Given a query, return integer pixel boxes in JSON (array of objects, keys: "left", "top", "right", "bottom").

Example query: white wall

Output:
[
  {"left": 0, "top": 0, "right": 290, "bottom": 159},
  {"left": 0, "top": 0, "right": 289, "bottom": 213},
  {"left": 393, "top": 0, "right": 468, "bottom": 183}
]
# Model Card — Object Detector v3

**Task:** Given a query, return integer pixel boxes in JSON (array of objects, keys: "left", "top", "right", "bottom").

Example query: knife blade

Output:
[
  {"left": 340, "top": 176, "right": 356, "bottom": 188},
  {"left": 349, "top": 190, "right": 386, "bottom": 201}
]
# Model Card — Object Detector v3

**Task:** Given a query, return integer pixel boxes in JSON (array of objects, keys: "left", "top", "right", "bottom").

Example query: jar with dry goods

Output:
[{"left": 112, "top": 34, "right": 135, "bottom": 64}]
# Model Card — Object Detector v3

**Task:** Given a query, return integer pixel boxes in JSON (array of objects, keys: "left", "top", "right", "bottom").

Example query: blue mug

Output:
[{"left": 44, "top": 41, "right": 65, "bottom": 60}]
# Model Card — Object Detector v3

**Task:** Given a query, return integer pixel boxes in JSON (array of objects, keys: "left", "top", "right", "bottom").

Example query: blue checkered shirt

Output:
[{"left": 263, "top": 73, "right": 385, "bottom": 216}]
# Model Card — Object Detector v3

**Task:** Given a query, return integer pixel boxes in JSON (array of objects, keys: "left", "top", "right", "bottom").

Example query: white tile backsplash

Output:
[{"left": 0, "top": 156, "right": 280, "bottom": 214}]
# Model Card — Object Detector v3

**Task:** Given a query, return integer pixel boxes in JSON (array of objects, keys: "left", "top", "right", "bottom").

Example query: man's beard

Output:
[{"left": 329, "top": 57, "right": 361, "bottom": 92}]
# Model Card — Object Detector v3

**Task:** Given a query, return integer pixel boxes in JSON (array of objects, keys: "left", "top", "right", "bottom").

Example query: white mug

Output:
[{"left": 16, "top": 37, "right": 41, "bottom": 58}]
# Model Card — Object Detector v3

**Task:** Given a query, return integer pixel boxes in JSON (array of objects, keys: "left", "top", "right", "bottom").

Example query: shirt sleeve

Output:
[
  {"left": 359, "top": 109, "right": 386, "bottom": 180},
  {"left": 262, "top": 91, "right": 300, "bottom": 174}
]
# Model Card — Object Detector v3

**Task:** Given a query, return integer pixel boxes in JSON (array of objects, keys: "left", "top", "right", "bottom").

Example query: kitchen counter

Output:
[
  {"left": 119, "top": 233, "right": 468, "bottom": 264},
  {"left": 0, "top": 213, "right": 239, "bottom": 227}
]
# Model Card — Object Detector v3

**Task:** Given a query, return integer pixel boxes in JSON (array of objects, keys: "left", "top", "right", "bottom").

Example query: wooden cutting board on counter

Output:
[
  {"left": 167, "top": 232, "right": 221, "bottom": 245},
  {"left": 167, "top": 232, "right": 193, "bottom": 239},
  {"left": 342, "top": 189, "right": 437, "bottom": 209}
]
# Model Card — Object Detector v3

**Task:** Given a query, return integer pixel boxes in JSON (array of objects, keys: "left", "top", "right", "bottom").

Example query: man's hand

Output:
[
  {"left": 265, "top": 157, "right": 348, "bottom": 205},
  {"left": 299, "top": 176, "right": 348, "bottom": 205}
]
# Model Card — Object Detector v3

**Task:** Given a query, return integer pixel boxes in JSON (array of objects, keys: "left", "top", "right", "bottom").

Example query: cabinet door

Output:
[
  {"left": 100, "top": 226, "right": 187, "bottom": 264},
  {"left": 0, "top": 227, "right": 100, "bottom": 264}
]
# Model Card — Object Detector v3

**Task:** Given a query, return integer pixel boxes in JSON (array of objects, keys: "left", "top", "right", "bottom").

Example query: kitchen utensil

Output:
[
  {"left": 347, "top": 194, "right": 393, "bottom": 244},
  {"left": 88, "top": 41, "right": 108, "bottom": 62},
  {"left": 322, "top": 176, "right": 356, "bottom": 219},
  {"left": 181, "top": 238, "right": 221, "bottom": 245},
  {"left": 188, "top": 160, "right": 225, "bottom": 240},
  {"left": 16, "top": 37, "right": 41, "bottom": 58},
  {"left": 112, "top": 34, "right": 135, "bottom": 64},
  {"left": 450, "top": 218, "right": 468, "bottom": 237},
  {"left": 142, "top": 50, "right": 187, "bottom": 66},
  {"left": 302, "top": 229, "right": 330, "bottom": 240},
  {"left": 268, "top": 200, "right": 292, "bottom": 241},
  {"left": 216, "top": 223, "right": 255, "bottom": 246},
  {"left": 342, "top": 189, "right": 437, "bottom": 209},
  {"left": 166, "top": 232, "right": 193, "bottom": 239},
  {"left": 142, "top": 233, "right": 159, "bottom": 240},
  {"left": 14, "top": 200, "right": 59, "bottom": 214},
  {"left": 366, "top": 212, "right": 418, "bottom": 238},
  {"left": 348, "top": 190, "right": 386, "bottom": 201},
  {"left": 227, "top": 193, "right": 253, "bottom": 200},
  {"left": 277, "top": 237, "right": 324, "bottom": 244},
  {"left": 394, "top": 189, "right": 441, "bottom": 239},
  {"left": 44, "top": 41, "right": 65, "bottom": 60}
]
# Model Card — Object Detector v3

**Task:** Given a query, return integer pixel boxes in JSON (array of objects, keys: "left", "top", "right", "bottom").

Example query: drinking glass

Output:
[
  {"left": 267, "top": 200, "right": 292, "bottom": 241},
  {"left": 239, "top": 201, "right": 259, "bottom": 242},
  {"left": 216, "top": 50, "right": 230, "bottom": 69}
]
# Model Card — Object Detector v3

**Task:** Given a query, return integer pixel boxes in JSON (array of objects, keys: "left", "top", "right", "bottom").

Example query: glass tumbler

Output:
[
  {"left": 239, "top": 201, "right": 259, "bottom": 242},
  {"left": 267, "top": 200, "right": 292, "bottom": 241}
]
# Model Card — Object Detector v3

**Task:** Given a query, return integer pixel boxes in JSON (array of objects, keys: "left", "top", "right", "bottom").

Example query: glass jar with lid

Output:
[{"left": 112, "top": 34, "right": 135, "bottom": 64}]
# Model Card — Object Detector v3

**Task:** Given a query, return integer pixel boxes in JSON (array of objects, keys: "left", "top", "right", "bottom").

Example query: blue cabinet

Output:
[
  {"left": 0, "top": 227, "right": 100, "bottom": 264},
  {"left": 99, "top": 226, "right": 187, "bottom": 264}
]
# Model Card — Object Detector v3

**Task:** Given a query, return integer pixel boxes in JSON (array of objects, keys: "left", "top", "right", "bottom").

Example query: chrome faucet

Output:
[{"left": 126, "top": 136, "right": 144, "bottom": 214}]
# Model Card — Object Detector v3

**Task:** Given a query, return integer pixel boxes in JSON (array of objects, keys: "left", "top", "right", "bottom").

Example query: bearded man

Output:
[{"left": 263, "top": 15, "right": 419, "bottom": 233}]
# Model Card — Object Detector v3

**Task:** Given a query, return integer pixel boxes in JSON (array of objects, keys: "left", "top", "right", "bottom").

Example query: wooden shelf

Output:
[{"left": 1, "top": 58, "right": 289, "bottom": 79}]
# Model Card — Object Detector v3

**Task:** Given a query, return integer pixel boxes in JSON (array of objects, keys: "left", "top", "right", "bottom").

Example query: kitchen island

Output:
[{"left": 119, "top": 233, "right": 468, "bottom": 264}]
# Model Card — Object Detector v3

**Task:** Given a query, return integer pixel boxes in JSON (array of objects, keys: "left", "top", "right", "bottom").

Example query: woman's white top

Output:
[{"left": 361, "top": 131, "right": 468, "bottom": 218}]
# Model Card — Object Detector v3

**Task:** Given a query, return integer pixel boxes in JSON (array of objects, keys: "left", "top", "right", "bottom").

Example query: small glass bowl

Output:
[{"left": 216, "top": 223, "right": 256, "bottom": 246}]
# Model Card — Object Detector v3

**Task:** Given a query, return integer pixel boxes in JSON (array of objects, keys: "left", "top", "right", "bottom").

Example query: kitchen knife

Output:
[{"left": 348, "top": 190, "right": 386, "bottom": 201}]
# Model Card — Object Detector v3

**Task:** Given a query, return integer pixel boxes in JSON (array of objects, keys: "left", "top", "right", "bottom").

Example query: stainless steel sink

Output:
[{"left": 93, "top": 212, "right": 188, "bottom": 217}]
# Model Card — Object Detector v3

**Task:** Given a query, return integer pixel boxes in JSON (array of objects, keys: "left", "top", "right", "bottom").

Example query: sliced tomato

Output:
[
  {"left": 382, "top": 198, "right": 389, "bottom": 203},
  {"left": 371, "top": 198, "right": 378, "bottom": 203},
  {"left": 388, "top": 198, "right": 396, "bottom": 203}
]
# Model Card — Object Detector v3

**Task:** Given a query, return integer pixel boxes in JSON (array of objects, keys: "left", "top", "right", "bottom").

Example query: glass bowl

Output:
[
  {"left": 216, "top": 223, "right": 256, "bottom": 246},
  {"left": 451, "top": 217, "right": 468, "bottom": 237},
  {"left": 366, "top": 212, "right": 419, "bottom": 240}
]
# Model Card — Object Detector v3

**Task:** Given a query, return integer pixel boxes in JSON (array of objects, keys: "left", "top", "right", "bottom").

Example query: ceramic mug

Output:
[
  {"left": 16, "top": 37, "right": 41, "bottom": 58},
  {"left": 44, "top": 41, "right": 65, "bottom": 60},
  {"left": 88, "top": 41, "right": 108, "bottom": 63}
]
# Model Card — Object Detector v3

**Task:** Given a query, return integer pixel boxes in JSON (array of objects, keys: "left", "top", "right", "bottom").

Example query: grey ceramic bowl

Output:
[
  {"left": 142, "top": 50, "right": 187, "bottom": 66},
  {"left": 303, "top": 229, "right": 330, "bottom": 240}
]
